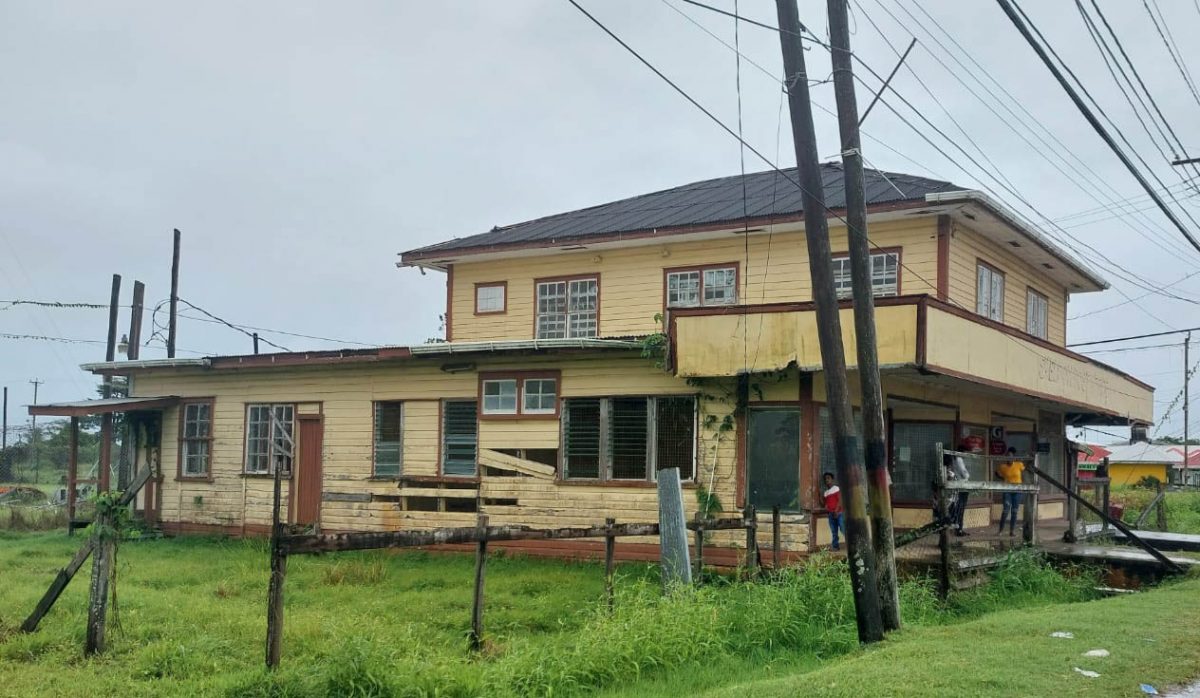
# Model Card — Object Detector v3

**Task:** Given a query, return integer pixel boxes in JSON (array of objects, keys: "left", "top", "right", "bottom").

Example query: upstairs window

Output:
[
  {"left": 1027, "top": 288, "right": 1049, "bottom": 340},
  {"left": 179, "top": 400, "right": 213, "bottom": 479},
  {"left": 536, "top": 277, "right": 598, "bottom": 339},
  {"left": 245, "top": 404, "right": 294, "bottom": 475},
  {"left": 561, "top": 396, "right": 696, "bottom": 481},
  {"left": 475, "top": 282, "right": 506, "bottom": 314},
  {"left": 665, "top": 265, "right": 738, "bottom": 308},
  {"left": 831, "top": 251, "right": 899, "bottom": 300},
  {"left": 976, "top": 262, "right": 1005, "bottom": 322},
  {"left": 373, "top": 401, "right": 403, "bottom": 477}
]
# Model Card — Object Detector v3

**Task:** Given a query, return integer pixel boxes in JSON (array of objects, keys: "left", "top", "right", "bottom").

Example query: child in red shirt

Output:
[{"left": 823, "top": 472, "right": 845, "bottom": 551}]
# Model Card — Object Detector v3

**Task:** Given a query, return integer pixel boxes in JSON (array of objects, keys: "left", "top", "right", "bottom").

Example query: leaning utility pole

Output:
[
  {"left": 827, "top": 0, "right": 901, "bottom": 632},
  {"left": 168, "top": 229, "right": 181, "bottom": 359},
  {"left": 775, "top": 0, "right": 883, "bottom": 643}
]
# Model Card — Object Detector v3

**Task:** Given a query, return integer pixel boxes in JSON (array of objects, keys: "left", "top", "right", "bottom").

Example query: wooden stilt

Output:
[
  {"left": 604, "top": 517, "right": 616, "bottom": 613},
  {"left": 67, "top": 417, "right": 78, "bottom": 534},
  {"left": 744, "top": 505, "right": 759, "bottom": 577},
  {"left": 1023, "top": 457, "right": 1038, "bottom": 545},
  {"left": 936, "top": 444, "right": 951, "bottom": 600},
  {"left": 693, "top": 516, "right": 705, "bottom": 582},
  {"left": 470, "top": 514, "right": 489, "bottom": 651},
  {"left": 1157, "top": 482, "right": 1168, "bottom": 532},
  {"left": 772, "top": 505, "right": 782, "bottom": 570}
]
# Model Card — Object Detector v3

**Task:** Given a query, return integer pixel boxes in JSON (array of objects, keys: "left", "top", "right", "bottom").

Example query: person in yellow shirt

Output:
[{"left": 996, "top": 447, "right": 1024, "bottom": 537}]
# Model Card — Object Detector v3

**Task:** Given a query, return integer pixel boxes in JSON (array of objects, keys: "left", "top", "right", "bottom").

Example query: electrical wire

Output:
[{"left": 1142, "top": 0, "right": 1200, "bottom": 111}]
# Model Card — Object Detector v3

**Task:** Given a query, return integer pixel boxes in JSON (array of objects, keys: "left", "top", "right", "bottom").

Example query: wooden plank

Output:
[
  {"left": 478, "top": 448, "right": 555, "bottom": 479},
  {"left": 1108, "top": 529, "right": 1200, "bottom": 553},
  {"left": 399, "top": 487, "right": 478, "bottom": 499},
  {"left": 944, "top": 481, "right": 1039, "bottom": 493},
  {"left": 321, "top": 492, "right": 372, "bottom": 503}
]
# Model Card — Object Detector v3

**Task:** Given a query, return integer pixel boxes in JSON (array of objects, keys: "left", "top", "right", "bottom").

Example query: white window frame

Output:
[
  {"left": 831, "top": 251, "right": 900, "bottom": 300},
  {"left": 976, "top": 262, "right": 1005, "bottom": 322},
  {"left": 536, "top": 277, "right": 598, "bottom": 339},
  {"left": 481, "top": 379, "right": 518, "bottom": 415},
  {"left": 522, "top": 378, "right": 557, "bottom": 414},
  {"left": 665, "top": 265, "right": 738, "bottom": 309},
  {"left": 1026, "top": 288, "right": 1049, "bottom": 340},
  {"left": 244, "top": 403, "right": 295, "bottom": 475},
  {"left": 180, "top": 401, "right": 212, "bottom": 478},
  {"left": 475, "top": 283, "right": 506, "bottom": 314}
]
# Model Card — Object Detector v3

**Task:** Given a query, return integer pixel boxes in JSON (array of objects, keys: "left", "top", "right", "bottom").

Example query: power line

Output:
[
  {"left": 997, "top": 0, "right": 1200, "bottom": 255},
  {"left": 1142, "top": 0, "right": 1200, "bottom": 112},
  {"left": 177, "top": 299, "right": 291, "bottom": 352},
  {"left": 1079, "top": 341, "right": 1185, "bottom": 355},
  {"left": 0, "top": 300, "right": 110, "bottom": 310},
  {"left": 1068, "top": 326, "right": 1200, "bottom": 348},
  {"left": 1069, "top": 269, "right": 1200, "bottom": 321},
  {"left": 566, "top": 0, "right": 1152, "bottom": 404}
]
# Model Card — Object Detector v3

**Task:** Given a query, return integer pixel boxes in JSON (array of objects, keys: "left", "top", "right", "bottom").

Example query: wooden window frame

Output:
[
  {"left": 476, "top": 370, "right": 561, "bottom": 420},
  {"left": 559, "top": 395, "right": 697, "bottom": 483},
  {"left": 440, "top": 399, "right": 479, "bottom": 477},
  {"left": 371, "top": 400, "right": 404, "bottom": 479},
  {"left": 473, "top": 281, "right": 508, "bottom": 315},
  {"left": 1026, "top": 287, "right": 1049, "bottom": 340},
  {"left": 242, "top": 403, "right": 296, "bottom": 477},
  {"left": 662, "top": 262, "right": 740, "bottom": 311},
  {"left": 533, "top": 274, "right": 600, "bottom": 339},
  {"left": 176, "top": 398, "right": 215, "bottom": 482},
  {"left": 829, "top": 247, "right": 903, "bottom": 300},
  {"left": 975, "top": 259, "right": 1006, "bottom": 322}
]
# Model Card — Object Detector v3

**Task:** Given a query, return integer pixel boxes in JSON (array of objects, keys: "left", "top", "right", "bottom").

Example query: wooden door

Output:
[{"left": 294, "top": 414, "right": 324, "bottom": 526}]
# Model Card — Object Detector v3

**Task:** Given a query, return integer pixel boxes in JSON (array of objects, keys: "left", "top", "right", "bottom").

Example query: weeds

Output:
[
  {"left": 0, "top": 505, "right": 67, "bottom": 531},
  {"left": 320, "top": 554, "right": 388, "bottom": 586}
]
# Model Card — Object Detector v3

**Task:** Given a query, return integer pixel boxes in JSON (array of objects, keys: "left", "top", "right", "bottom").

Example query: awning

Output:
[{"left": 28, "top": 396, "right": 180, "bottom": 417}]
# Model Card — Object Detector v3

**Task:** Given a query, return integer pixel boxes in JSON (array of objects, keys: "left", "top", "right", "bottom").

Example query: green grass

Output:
[
  {"left": 1113, "top": 486, "right": 1200, "bottom": 535},
  {"left": 0, "top": 533, "right": 1158, "bottom": 698},
  {"left": 701, "top": 572, "right": 1200, "bottom": 697}
]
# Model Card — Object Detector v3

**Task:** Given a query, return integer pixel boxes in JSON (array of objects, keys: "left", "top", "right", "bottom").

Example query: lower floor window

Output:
[
  {"left": 245, "top": 404, "right": 294, "bottom": 474},
  {"left": 890, "top": 421, "right": 954, "bottom": 501},
  {"left": 562, "top": 396, "right": 696, "bottom": 481},
  {"left": 443, "top": 400, "right": 478, "bottom": 476}
]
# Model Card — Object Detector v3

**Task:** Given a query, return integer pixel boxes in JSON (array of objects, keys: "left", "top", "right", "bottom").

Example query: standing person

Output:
[
  {"left": 822, "top": 472, "right": 846, "bottom": 551},
  {"left": 945, "top": 450, "right": 971, "bottom": 536},
  {"left": 996, "top": 447, "right": 1025, "bottom": 537}
]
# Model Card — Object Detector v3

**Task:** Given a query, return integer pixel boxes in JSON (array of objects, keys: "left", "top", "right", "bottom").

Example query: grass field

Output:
[
  {"left": 1113, "top": 486, "right": 1200, "bottom": 535},
  {"left": 0, "top": 530, "right": 1127, "bottom": 697}
]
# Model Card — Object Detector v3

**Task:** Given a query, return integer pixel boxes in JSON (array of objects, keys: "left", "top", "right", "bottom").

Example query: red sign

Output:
[
  {"left": 962, "top": 435, "right": 985, "bottom": 453},
  {"left": 989, "top": 439, "right": 1007, "bottom": 456}
]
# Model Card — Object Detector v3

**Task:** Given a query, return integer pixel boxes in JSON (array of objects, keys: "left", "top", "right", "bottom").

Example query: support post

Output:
[
  {"left": 1023, "top": 456, "right": 1037, "bottom": 545},
  {"left": 743, "top": 505, "right": 759, "bottom": 577},
  {"left": 1157, "top": 481, "right": 1168, "bottom": 531},
  {"left": 775, "top": 0, "right": 882, "bottom": 643},
  {"left": 1101, "top": 472, "right": 1111, "bottom": 535},
  {"left": 828, "top": 0, "right": 900, "bottom": 632},
  {"left": 84, "top": 507, "right": 113, "bottom": 655},
  {"left": 1065, "top": 450, "right": 1079, "bottom": 543},
  {"left": 67, "top": 417, "right": 79, "bottom": 531},
  {"left": 1185, "top": 331, "right": 1191, "bottom": 484},
  {"left": 470, "top": 514, "right": 489, "bottom": 651},
  {"left": 0, "top": 386, "right": 8, "bottom": 482},
  {"left": 694, "top": 515, "right": 705, "bottom": 581},
  {"left": 772, "top": 505, "right": 782, "bottom": 569},
  {"left": 656, "top": 466, "right": 692, "bottom": 588},
  {"left": 168, "top": 229, "right": 181, "bottom": 359},
  {"left": 936, "top": 443, "right": 951, "bottom": 600},
  {"left": 265, "top": 454, "right": 287, "bottom": 670},
  {"left": 605, "top": 517, "right": 616, "bottom": 613}
]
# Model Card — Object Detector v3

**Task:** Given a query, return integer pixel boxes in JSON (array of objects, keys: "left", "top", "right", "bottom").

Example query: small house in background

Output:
[
  {"left": 48, "top": 165, "right": 1154, "bottom": 558},
  {"left": 1079, "top": 442, "right": 1199, "bottom": 486}
]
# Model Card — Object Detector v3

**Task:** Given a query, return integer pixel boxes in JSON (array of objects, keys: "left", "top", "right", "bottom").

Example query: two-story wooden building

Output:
[{"left": 67, "top": 164, "right": 1153, "bottom": 554}]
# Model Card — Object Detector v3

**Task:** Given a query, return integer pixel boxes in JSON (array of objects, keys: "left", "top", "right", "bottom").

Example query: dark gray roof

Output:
[{"left": 403, "top": 163, "right": 963, "bottom": 260}]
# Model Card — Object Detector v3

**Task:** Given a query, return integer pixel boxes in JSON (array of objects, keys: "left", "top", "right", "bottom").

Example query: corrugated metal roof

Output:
[{"left": 403, "top": 164, "right": 960, "bottom": 259}]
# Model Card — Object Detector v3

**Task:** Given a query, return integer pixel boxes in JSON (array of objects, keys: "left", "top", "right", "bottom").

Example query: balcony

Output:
[{"left": 667, "top": 295, "right": 1152, "bottom": 424}]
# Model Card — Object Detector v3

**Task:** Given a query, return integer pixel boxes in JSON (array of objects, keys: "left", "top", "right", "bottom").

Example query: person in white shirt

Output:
[{"left": 950, "top": 452, "right": 970, "bottom": 536}]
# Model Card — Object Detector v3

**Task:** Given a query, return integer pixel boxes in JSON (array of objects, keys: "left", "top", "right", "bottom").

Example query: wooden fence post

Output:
[
  {"left": 84, "top": 508, "right": 113, "bottom": 655},
  {"left": 743, "top": 505, "right": 758, "bottom": 577},
  {"left": 1065, "top": 472, "right": 1079, "bottom": 543},
  {"left": 1101, "top": 476, "right": 1111, "bottom": 535},
  {"left": 772, "top": 505, "right": 782, "bottom": 570},
  {"left": 1023, "top": 456, "right": 1037, "bottom": 545},
  {"left": 265, "top": 458, "right": 287, "bottom": 670},
  {"left": 1157, "top": 482, "right": 1168, "bottom": 531},
  {"left": 935, "top": 443, "right": 951, "bottom": 600},
  {"left": 693, "top": 515, "right": 705, "bottom": 582},
  {"left": 604, "top": 517, "right": 615, "bottom": 614},
  {"left": 470, "top": 514, "right": 489, "bottom": 651}
]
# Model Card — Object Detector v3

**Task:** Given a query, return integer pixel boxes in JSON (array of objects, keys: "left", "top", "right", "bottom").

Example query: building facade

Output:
[{"left": 74, "top": 166, "right": 1154, "bottom": 554}]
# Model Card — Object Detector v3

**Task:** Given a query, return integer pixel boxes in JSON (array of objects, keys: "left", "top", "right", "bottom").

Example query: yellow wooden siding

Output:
[
  {"left": 945, "top": 221, "right": 1068, "bottom": 345},
  {"left": 450, "top": 218, "right": 939, "bottom": 341}
]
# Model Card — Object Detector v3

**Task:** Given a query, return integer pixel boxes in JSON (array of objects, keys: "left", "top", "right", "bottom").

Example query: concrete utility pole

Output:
[
  {"left": 1, "top": 386, "right": 8, "bottom": 482},
  {"left": 29, "top": 379, "right": 42, "bottom": 483},
  {"left": 827, "top": 0, "right": 901, "bottom": 632},
  {"left": 774, "top": 0, "right": 883, "bottom": 643},
  {"left": 1186, "top": 331, "right": 1191, "bottom": 484}
]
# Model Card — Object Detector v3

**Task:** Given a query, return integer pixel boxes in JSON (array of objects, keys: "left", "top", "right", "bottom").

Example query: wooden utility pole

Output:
[
  {"left": 1, "top": 386, "right": 8, "bottom": 482},
  {"left": 99, "top": 274, "right": 121, "bottom": 493},
  {"left": 1185, "top": 331, "right": 1191, "bottom": 483},
  {"left": 168, "top": 229, "right": 181, "bottom": 359},
  {"left": 29, "top": 379, "right": 42, "bottom": 483},
  {"left": 827, "top": 0, "right": 901, "bottom": 632},
  {"left": 775, "top": 0, "right": 883, "bottom": 643},
  {"left": 128, "top": 281, "right": 145, "bottom": 360}
]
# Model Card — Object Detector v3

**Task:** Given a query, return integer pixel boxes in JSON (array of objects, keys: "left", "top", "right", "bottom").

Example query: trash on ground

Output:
[
  {"left": 1051, "top": 631, "right": 1075, "bottom": 639},
  {"left": 1074, "top": 668, "right": 1101, "bottom": 678},
  {"left": 1083, "top": 649, "right": 1110, "bottom": 658},
  {"left": 1139, "top": 685, "right": 1158, "bottom": 695}
]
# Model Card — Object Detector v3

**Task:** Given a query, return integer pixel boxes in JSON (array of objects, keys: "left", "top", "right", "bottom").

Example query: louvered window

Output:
[
  {"left": 442, "top": 400, "right": 478, "bottom": 476},
  {"left": 562, "top": 396, "right": 695, "bottom": 481},
  {"left": 373, "top": 401, "right": 403, "bottom": 477}
]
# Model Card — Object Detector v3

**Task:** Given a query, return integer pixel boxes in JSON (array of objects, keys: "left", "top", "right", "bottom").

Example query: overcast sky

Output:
[{"left": 2, "top": 1, "right": 1198, "bottom": 444}]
